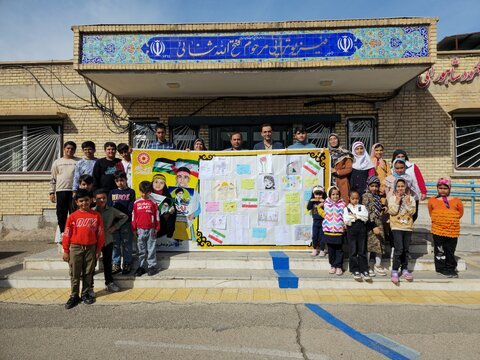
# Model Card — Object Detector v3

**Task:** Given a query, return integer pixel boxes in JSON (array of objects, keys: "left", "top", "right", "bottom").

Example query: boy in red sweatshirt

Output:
[
  {"left": 132, "top": 181, "right": 160, "bottom": 277},
  {"left": 62, "top": 189, "right": 104, "bottom": 309}
]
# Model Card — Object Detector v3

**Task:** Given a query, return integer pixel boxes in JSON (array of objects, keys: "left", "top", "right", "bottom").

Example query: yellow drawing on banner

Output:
[
  {"left": 285, "top": 203, "right": 301, "bottom": 224},
  {"left": 285, "top": 191, "right": 300, "bottom": 203},
  {"left": 223, "top": 201, "right": 238, "bottom": 213},
  {"left": 241, "top": 179, "right": 255, "bottom": 190}
]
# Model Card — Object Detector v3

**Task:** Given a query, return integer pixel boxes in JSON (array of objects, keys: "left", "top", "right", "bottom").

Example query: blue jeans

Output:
[
  {"left": 112, "top": 223, "right": 133, "bottom": 266},
  {"left": 137, "top": 228, "right": 157, "bottom": 269}
]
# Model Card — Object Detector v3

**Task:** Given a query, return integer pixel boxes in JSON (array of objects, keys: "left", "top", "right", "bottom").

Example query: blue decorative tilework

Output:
[{"left": 80, "top": 26, "right": 429, "bottom": 64}]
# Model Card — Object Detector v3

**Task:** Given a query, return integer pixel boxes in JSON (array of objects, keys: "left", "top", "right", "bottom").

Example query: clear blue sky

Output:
[{"left": 0, "top": 0, "right": 478, "bottom": 61}]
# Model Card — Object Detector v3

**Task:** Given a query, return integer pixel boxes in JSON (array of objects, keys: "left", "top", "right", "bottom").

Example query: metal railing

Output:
[{"left": 426, "top": 181, "right": 480, "bottom": 225}]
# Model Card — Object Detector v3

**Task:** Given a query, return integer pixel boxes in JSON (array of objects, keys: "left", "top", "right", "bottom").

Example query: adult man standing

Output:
[
  {"left": 50, "top": 141, "right": 80, "bottom": 238},
  {"left": 224, "top": 131, "right": 244, "bottom": 151},
  {"left": 147, "top": 123, "right": 176, "bottom": 150},
  {"left": 253, "top": 123, "right": 284, "bottom": 150}
]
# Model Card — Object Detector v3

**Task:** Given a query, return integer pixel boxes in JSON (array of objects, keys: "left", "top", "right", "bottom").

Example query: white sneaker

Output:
[{"left": 106, "top": 282, "right": 120, "bottom": 292}]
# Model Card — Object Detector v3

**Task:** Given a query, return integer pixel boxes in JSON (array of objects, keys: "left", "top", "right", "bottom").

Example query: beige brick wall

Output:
[{"left": 1, "top": 53, "right": 479, "bottom": 217}]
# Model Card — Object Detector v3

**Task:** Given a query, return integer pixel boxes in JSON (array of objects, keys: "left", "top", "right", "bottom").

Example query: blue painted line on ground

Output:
[
  {"left": 269, "top": 251, "right": 299, "bottom": 289},
  {"left": 305, "top": 303, "right": 412, "bottom": 360},
  {"left": 365, "top": 334, "right": 421, "bottom": 360}
]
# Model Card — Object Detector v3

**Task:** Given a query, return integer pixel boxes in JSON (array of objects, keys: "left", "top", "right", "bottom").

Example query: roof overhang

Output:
[{"left": 72, "top": 18, "right": 438, "bottom": 98}]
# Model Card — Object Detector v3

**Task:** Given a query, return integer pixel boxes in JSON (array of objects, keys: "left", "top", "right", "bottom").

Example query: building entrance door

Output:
[{"left": 209, "top": 125, "right": 290, "bottom": 150}]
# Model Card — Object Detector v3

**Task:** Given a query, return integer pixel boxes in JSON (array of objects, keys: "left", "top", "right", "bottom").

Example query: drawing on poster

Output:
[
  {"left": 303, "top": 176, "right": 318, "bottom": 188},
  {"left": 214, "top": 156, "right": 229, "bottom": 176},
  {"left": 286, "top": 155, "right": 302, "bottom": 175},
  {"left": 274, "top": 225, "right": 291, "bottom": 245},
  {"left": 241, "top": 197, "right": 258, "bottom": 208},
  {"left": 303, "top": 158, "right": 322, "bottom": 175},
  {"left": 241, "top": 178, "right": 255, "bottom": 190},
  {"left": 230, "top": 214, "right": 250, "bottom": 229},
  {"left": 294, "top": 225, "right": 312, "bottom": 243},
  {"left": 252, "top": 227, "right": 267, "bottom": 238},
  {"left": 282, "top": 175, "right": 302, "bottom": 190},
  {"left": 236, "top": 164, "right": 251, "bottom": 175},
  {"left": 259, "top": 191, "right": 279, "bottom": 206},
  {"left": 285, "top": 191, "right": 301, "bottom": 203},
  {"left": 206, "top": 214, "right": 227, "bottom": 230},
  {"left": 258, "top": 208, "right": 279, "bottom": 226},
  {"left": 223, "top": 201, "right": 237, "bottom": 213},
  {"left": 171, "top": 187, "right": 191, "bottom": 215},
  {"left": 285, "top": 203, "right": 301, "bottom": 224},
  {"left": 213, "top": 180, "right": 236, "bottom": 201},
  {"left": 205, "top": 201, "right": 220, "bottom": 212},
  {"left": 199, "top": 160, "right": 214, "bottom": 180},
  {"left": 208, "top": 229, "right": 226, "bottom": 244},
  {"left": 257, "top": 154, "right": 273, "bottom": 174},
  {"left": 261, "top": 175, "right": 276, "bottom": 190},
  {"left": 304, "top": 190, "right": 312, "bottom": 201}
]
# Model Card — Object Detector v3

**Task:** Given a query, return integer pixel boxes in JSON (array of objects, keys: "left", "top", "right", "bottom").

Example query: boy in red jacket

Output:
[
  {"left": 62, "top": 189, "right": 104, "bottom": 309},
  {"left": 132, "top": 181, "right": 160, "bottom": 277}
]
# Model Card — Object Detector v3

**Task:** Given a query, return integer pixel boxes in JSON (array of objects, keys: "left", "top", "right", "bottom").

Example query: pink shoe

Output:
[
  {"left": 335, "top": 268, "right": 343, "bottom": 276},
  {"left": 311, "top": 249, "right": 319, "bottom": 256},
  {"left": 402, "top": 270, "right": 413, "bottom": 281},
  {"left": 391, "top": 271, "right": 399, "bottom": 284},
  {"left": 329, "top": 267, "right": 336, "bottom": 274},
  {"left": 319, "top": 250, "right": 326, "bottom": 257}
]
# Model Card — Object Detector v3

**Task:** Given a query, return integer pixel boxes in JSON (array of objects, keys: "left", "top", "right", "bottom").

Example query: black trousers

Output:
[
  {"left": 347, "top": 221, "right": 368, "bottom": 273},
  {"left": 327, "top": 243, "right": 344, "bottom": 268},
  {"left": 56, "top": 191, "right": 73, "bottom": 233},
  {"left": 433, "top": 234, "right": 458, "bottom": 274},
  {"left": 391, "top": 230, "right": 412, "bottom": 271},
  {"left": 312, "top": 220, "right": 325, "bottom": 250}
]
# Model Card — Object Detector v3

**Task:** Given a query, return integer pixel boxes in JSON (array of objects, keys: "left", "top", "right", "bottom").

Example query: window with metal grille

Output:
[
  {"left": 306, "top": 123, "right": 334, "bottom": 148},
  {"left": 346, "top": 117, "right": 376, "bottom": 153},
  {"left": 0, "top": 124, "right": 61, "bottom": 173},
  {"left": 455, "top": 116, "right": 480, "bottom": 170}
]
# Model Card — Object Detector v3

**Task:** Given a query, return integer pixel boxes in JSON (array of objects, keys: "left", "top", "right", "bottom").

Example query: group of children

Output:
[{"left": 308, "top": 139, "right": 464, "bottom": 285}]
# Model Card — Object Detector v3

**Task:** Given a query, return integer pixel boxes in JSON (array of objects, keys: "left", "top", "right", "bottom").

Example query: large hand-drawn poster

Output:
[{"left": 132, "top": 149, "right": 329, "bottom": 251}]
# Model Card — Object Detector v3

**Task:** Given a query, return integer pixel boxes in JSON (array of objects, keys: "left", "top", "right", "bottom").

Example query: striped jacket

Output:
[{"left": 322, "top": 197, "right": 346, "bottom": 234}]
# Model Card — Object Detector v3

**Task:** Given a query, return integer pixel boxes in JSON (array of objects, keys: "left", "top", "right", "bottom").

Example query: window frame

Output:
[
  {"left": 345, "top": 116, "right": 377, "bottom": 153},
  {"left": 454, "top": 114, "right": 480, "bottom": 171},
  {"left": 0, "top": 121, "right": 62, "bottom": 175}
]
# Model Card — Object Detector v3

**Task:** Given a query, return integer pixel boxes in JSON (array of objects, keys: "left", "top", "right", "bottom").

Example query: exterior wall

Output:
[{"left": 1, "top": 53, "right": 479, "bottom": 221}]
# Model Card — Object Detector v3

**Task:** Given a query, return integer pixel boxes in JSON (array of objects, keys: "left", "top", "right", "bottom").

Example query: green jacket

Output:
[{"left": 93, "top": 205, "right": 128, "bottom": 246}]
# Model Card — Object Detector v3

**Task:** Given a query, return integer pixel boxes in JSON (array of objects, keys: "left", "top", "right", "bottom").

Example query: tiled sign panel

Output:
[{"left": 81, "top": 26, "right": 429, "bottom": 64}]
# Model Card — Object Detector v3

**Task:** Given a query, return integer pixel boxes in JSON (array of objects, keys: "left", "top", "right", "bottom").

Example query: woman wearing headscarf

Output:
[
  {"left": 370, "top": 143, "right": 391, "bottom": 199},
  {"left": 350, "top": 141, "right": 375, "bottom": 198},
  {"left": 392, "top": 149, "right": 426, "bottom": 222},
  {"left": 328, "top": 133, "right": 353, "bottom": 204}
]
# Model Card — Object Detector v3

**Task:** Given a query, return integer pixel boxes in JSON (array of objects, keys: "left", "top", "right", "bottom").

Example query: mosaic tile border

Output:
[{"left": 81, "top": 26, "right": 429, "bottom": 65}]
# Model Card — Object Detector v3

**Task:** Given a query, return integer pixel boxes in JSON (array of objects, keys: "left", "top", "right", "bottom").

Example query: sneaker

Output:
[
  {"left": 450, "top": 272, "right": 459, "bottom": 278},
  {"left": 391, "top": 271, "right": 399, "bottom": 284},
  {"left": 328, "top": 267, "right": 336, "bottom": 274},
  {"left": 135, "top": 267, "right": 146, "bottom": 277},
  {"left": 368, "top": 268, "right": 376, "bottom": 277},
  {"left": 106, "top": 282, "right": 120, "bottom": 292},
  {"left": 81, "top": 293, "right": 95, "bottom": 305},
  {"left": 352, "top": 272, "right": 362, "bottom": 280},
  {"left": 401, "top": 269, "right": 414, "bottom": 281},
  {"left": 65, "top": 295, "right": 81, "bottom": 310},
  {"left": 319, "top": 250, "right": 326, "bottom": 257},
  {"left": 362, "top": 272, "right": 371, "bottom": 281},
  {"left": 437, "top": 271, "right": 452, "bottom": 278},
  {"left": 88, "top": 288, "right": 95, "bottom": 298},
  {"left": 147, "top": 267, "right": 157, "bottom": 276},
  {"left": 112, "top": 264, "right": 122, "bottom": 275},
  {"left": 122, "top": 264, "right": 132, "bottom": 275},
  {"left": 335, "top": 268, "right": 343, "bottom": 276},
  {"left": 374, "top": 265, "right": 387, "bottom": 276},
  {"left": 311, "top": 249, "right": 319, "bottom": 256}
]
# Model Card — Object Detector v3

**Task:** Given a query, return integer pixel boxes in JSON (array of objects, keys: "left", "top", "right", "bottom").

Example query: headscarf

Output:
[
  {"left": 352, "top": 141, "right": 374, "bottom": 171},
  {"left": 193, "top": 138, "right": 207, "bottom": 150},
  {"left": 394, "top": 177, "right": 408, "bottom": 211},
  {"left": 327, "top": 133, "right": 352, "bottom": 165},
  {"left": 392, "top": 149, "right": 409, "bottom": 162},
  {"left": 436, "top": 177, "right": 452, "bottom": 208},
  {"left": 312, "top": 185, "right": 325, "bottom": 194},
  {"left": 391, "top": 158, "right": 407, "bottom": 178},
  {"left": 392, "top": 148, "right": 415, "bottom": 176},
  {"left": 370, "top": 143, "right": 387, "bottom": 169},
  {"left": 366, "top": 176, "right": 383, "bottom": 216}
]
